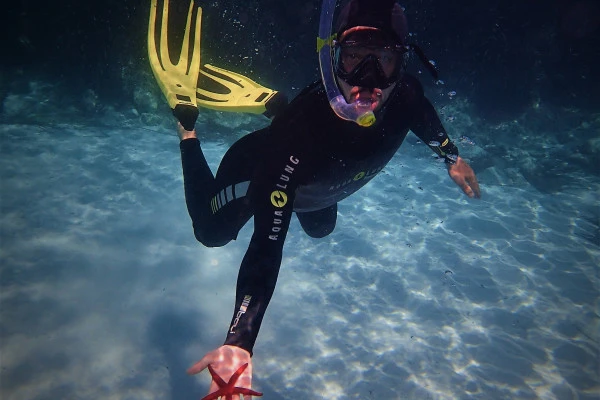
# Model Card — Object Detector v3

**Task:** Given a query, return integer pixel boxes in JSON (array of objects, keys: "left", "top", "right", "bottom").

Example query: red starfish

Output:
[{"left": 201, "top": 363, "right": 263, "bottom": 400}]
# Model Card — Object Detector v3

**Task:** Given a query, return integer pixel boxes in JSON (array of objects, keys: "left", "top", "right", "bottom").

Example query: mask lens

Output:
[
  {"left": 339, "top": 45, "right": 399, "bottom": 77},
  {"left": 334, "top": 28, "right": 407, "bottom": 89}
]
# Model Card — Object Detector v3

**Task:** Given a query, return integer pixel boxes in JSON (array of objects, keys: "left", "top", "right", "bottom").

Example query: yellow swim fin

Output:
[
  {"left": 147, "top": 0, "right": 201, "bottom": 112},
  {"left": 148, "top": 0, "right": 287, "bottom": 119},
  {"left": 197, "top": 64, "right": 286, "bottom": 117}
]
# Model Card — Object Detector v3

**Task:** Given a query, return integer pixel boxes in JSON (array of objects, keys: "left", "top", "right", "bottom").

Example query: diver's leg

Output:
[
  {"left": 296, "top": 204, "right": 338, "bottom": 238},
  {"left": 180, "top": 138, "right": 228, "bottom": 247},
  {"left": 179, "top": 130, "right": 265, "bottom": 247},
  {"left": 204, "top": 130, "right": 270, "bottom": 242},
  {"left": 180, "top": 138, "right": 253, "bottom": 247}
]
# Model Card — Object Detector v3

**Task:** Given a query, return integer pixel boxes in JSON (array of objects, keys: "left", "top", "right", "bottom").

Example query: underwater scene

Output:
[{"left": 1, "top": 0, "right": 598, "bottom": 399}]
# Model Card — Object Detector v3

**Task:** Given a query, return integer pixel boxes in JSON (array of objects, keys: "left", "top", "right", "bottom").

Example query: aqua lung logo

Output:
[
  {"left": 353, "top": 172, "right": 366, "bottom": 181},
  {"left": 269, "top": 155, "right": 300, "bottom": 241},
  {"left": 270, "top": 190, "right": 288, "bottom": 207},
  {"left": 274, "top": 156, "right": 300, "bottom": 191},
  {"left": 329, "top": 166, "right": 384, "bottom": 191},
  {"left": 229, "top": 295, "right": 252, "bottom": 334}
]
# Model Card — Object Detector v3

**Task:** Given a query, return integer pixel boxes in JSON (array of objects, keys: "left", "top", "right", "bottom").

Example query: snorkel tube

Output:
[{"left": 317, "top": 0, "right": 376, "bottom": 127}]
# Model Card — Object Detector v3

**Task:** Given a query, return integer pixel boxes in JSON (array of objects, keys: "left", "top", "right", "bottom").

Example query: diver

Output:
[{"left": 148, "top": 0, "right": 480, "bottom": 397}]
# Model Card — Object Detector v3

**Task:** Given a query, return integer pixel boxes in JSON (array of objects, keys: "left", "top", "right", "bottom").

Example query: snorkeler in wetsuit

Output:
[{"left": 180, "top": 0, "right": 481, "bottom": 397}]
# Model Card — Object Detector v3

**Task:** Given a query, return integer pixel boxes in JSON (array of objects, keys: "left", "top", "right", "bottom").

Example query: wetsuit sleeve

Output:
[
  {"left": 408, "top": 82, "right": 459, "bottom": 164},
  {"left": 223, "top": 152, "right": 303, "bottom": 355}
]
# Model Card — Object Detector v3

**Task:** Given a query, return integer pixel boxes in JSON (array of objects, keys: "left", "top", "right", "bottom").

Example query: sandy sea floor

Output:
[{"left": 1, "top": 114, "right": 598, "bottom": 399}]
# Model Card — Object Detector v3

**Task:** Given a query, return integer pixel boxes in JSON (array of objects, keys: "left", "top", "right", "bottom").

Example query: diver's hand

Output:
[
  {"left": 177, "top": 122, "right": 197, "bottom": 141},
  {"left": 448, "top": 156, "right": 481, "bottom": 198},
  {"left": 173, "top": 104, "right": 199, "bottom": 132},
  {"left": 187, "top": 345, "right": 257, "bottom": 400}
]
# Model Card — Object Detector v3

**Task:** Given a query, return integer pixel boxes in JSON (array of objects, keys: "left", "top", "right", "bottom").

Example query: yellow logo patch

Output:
[
  {"left": 353, "top": 172, "right": 366, "bottom": 181},
  {"left": 270, "top": 190, "right": 288, "bottom": 207}
]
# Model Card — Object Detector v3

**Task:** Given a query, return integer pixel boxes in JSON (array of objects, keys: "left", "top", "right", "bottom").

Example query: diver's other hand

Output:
[
  {"left": 173, "top": 103, "right": 199, "bottom": 132},
  {"left": 187, "top": 345, "right": 257, "bottom": 400},
  {"left": 177, "top": 122, "right": 197, "bottom": 141},
  {"left": 448, "top": 156, "right": 481, "bottom": 199}
]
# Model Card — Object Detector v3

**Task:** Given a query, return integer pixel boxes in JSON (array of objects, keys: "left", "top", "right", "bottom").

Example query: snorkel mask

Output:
[
  {"left": 317, "top": 0, "right": 438, "bottom": 127},
  {"left": 334, "top": 27, "right": 406, "bottom": 89}
]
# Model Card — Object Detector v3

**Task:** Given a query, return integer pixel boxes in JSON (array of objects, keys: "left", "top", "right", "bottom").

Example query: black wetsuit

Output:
[{"left": 179, "top": 74, "right": 458, "bottom": 355}]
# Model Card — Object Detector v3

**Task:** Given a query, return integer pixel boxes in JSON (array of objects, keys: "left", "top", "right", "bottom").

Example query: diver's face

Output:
[{"left": 334, "top": 28, "right": 402, "bottom": 111}]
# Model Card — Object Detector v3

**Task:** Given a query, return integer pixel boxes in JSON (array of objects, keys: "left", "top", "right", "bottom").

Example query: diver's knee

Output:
[
  {"left": 304, "top": 224, "right": 335, "bottom": 239},
  {"left": 193, "top": 228, "right": 230, "bottom": 247}
]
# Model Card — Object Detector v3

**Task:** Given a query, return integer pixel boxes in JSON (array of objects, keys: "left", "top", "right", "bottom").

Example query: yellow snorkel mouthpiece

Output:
[{"left": 357, "top": 112, "right": 376, "bottom": 127}]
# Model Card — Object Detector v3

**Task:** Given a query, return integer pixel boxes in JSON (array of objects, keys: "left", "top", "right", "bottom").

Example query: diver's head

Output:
[{"left": 334, "top": 0, "right": 409, "bottom": 110}]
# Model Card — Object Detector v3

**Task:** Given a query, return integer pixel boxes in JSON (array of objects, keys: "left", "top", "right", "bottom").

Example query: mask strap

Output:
[{"left": 408, "top": 44, "right": 439, "bottom": 81}]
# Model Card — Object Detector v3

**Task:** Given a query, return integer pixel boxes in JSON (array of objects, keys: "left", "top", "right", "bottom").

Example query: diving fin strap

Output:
[
  {"left": 197, "top": 64, "right": 285, "bottom": 116},
  {"left": 147, "top": 0, "right": 201, "bottom": 111}
]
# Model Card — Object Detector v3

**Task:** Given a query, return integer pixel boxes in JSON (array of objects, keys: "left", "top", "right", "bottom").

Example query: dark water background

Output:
[{"left": 2, "top": 0, "right": 599, "bottom": 117}]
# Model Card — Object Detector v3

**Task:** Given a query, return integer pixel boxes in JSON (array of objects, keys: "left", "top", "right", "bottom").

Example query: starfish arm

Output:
[
  {"left": 229, "top": 363, "right": 249, "bottom": 384},
  {"left": 207, "top": 364, "right": 228, "bottom": 387},
  {"left": 201, "top": 363, "right": 259, "bottom": 400},
  {"left": 235, "top": 387, "right": 263, "bottom": 397}
]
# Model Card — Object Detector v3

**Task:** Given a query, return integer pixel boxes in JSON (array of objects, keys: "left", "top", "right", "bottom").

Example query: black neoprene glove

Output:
[{"left": 173, "top": 104, "right": 199, "bottom": 131}]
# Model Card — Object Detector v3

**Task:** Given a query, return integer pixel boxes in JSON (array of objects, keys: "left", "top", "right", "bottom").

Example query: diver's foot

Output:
[{"left": 177, "top": 122, "right": 198, "bottom": 141}]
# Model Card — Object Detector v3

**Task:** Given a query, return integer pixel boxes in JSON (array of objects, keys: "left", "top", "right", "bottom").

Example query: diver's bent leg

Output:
[
  {"left": 296, "top": 204, "right": 338, "bottom": 239},
  {"left": 180, "top": 138, "right": 242, "bottom": 247}
]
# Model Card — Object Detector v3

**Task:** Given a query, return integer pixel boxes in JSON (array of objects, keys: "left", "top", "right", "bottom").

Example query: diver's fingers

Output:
[
  {"left": 467, "top": 174, "right": 481, "bottom": 198},
  {"left": 187, "top": 353, "right": 213, "bottom": 375},
  {"left": 449, "top": 170, "right": 471, "bottom": 198},
  {"left": 448, "top": 157, "right": 480, "bottom": 199},
  {"left": 460, "top": 178, "right": 475, "bottom": 198}
]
